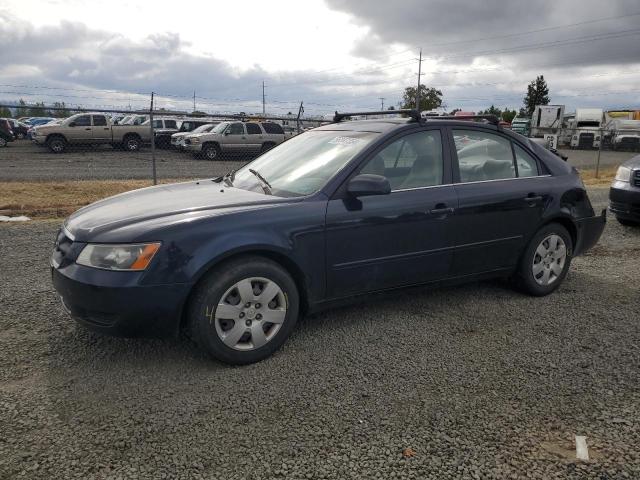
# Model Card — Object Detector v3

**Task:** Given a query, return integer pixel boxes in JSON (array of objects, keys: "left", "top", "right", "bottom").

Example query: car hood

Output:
[{"left": 65, "top": 180, "right": 287, "bottom": 242}]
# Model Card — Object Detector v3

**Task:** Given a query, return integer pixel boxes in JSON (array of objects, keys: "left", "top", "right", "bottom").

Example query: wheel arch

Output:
[
  {"left": 45, "top": 133, "right": 67, "bottom": 143},
  {"left": 540, "top": 215, "right": 578, "bottom": 250},
  {"left": 177, "top": 247, "right": 309, "bottom": 335}
]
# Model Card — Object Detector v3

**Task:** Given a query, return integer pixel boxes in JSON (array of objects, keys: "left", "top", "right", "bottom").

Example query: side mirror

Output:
[
  {"left": 347, "top": 174, "right": 391, "bottom": 197},
  {"left": 68, "top": 122, "right": 76, "bottom": 127},
  {"left": 224, "top": 130, "right": 231, "bottom": 135}
]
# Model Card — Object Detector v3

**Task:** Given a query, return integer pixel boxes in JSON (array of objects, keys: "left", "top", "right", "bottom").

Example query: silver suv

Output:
[{"left": 184, "top": 121, "right": 285, "bottom": 160}]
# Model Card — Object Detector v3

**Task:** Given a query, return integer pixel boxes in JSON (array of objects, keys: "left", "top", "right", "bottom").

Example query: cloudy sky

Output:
[{"left": 1, "top": 0, "right": 639, "bottom": 117}]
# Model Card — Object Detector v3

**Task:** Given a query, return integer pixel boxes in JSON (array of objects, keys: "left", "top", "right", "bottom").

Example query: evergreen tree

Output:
[{"left": 523, "top": 75, "right": 550, "bottom": 116}]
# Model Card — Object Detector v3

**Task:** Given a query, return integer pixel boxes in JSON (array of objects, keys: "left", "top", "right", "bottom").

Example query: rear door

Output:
[
  {"left": 245, "top": 122, "right": 264, "bottom": 153},
  {"left": 91, "top": 115, "right": 111, "bottom": 143},
  {"left": 449, "top": 127, "right": 550, "bottom": 276}
]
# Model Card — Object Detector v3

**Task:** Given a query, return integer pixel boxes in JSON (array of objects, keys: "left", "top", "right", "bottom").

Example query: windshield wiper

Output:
[{"left": 248, "top": 168, "right": 272, "bottom": 195}]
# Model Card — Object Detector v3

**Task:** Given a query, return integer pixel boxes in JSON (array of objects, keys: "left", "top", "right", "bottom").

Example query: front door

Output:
[
  {"left": 325, "top": 128, "right": 457, "bottom": 298},
  {"left": 66, "top": 114, "right": 92, "bottom": 142},
  {"left": 222, "top": 122, "right": 247, "bottom": 152},
  {"left": 449, "top": 128, "right": 550, "bottom": 275}
]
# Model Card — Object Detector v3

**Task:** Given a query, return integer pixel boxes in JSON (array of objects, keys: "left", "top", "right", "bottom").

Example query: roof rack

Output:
[
  {"left": 333, "top": 109, "right": 420, "bottom": 123},
  {"left": 429, "top": 114, "right": 501, "bottom": 126}
]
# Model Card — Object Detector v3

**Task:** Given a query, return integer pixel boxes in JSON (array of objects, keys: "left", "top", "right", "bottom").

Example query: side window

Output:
[
  {"left": 453, "top": 129, "right": 515, "bottom": 182},
  {"left": 152, "top": 119, "right": 163, "bottom": 129},
  {"left": 165, "top": 120, "right": 177, "bottom": 129},
  {"left": 228, "top": 123, "right": 245, "bottom": 135},
  {"left": 514, "top": 144, "right": 539, "bottom": 177},
  {"left": 246, "top": 123, "right": 262, "bottom": 135},
  {"left": 73, "top": 115, "right": 91, "bottom": 127},
  {"left": 360, "top": 130, "right": 443, "bottom": 190},
  {"left": 262, "top": 122, "right": 284, "bottom": 134},
  {"left": 92, "top": 115, "right": 107, "bottom": 126}
]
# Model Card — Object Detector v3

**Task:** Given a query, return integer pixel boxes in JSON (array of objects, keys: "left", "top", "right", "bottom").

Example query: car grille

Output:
[
  {"left": 51, "top": 227, "right": 74, "bottom": 268},
  {"left": 578, "top": 132, "right": 594, "bottom": 148},
  {"left": 610, "top": 200, "right": 640, "bottom": 215},
  {"left": 634, "top": 170, "right": 640, "bottom": 188}
]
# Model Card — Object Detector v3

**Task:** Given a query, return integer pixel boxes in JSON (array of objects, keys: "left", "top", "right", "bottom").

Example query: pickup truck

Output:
[{"left": 32, "top": 113, "right": 151, "bottom": 153}]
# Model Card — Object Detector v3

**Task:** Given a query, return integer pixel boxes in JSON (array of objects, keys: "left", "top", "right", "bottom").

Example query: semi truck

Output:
[{"left": 569, "top": 108, "right": 603, "bottom": 149}]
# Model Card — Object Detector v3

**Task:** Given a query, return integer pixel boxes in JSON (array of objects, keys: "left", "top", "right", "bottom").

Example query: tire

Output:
[
  {"left": 123, "top": 135, "right": 141, "bottom": 152},
  {"left": 261, "top": 142, "right": 275, "bottom": 153},
  {"left": 187, "top": 255, "right": 300, "bottom": 365},
  {"left": 515, "top": 223, "right": 573, "bottom": 296},
  {"left": 203, "top": 143, "right": 221, "bottom": 161},
  {"left": 47, "top": 136, "right": 66, "bottom": 153},
  {"left": 16, "top": 133, "right": 25, "bottom": 140},
  {"left": 616, "top": 216, "right": 639, "bottom": 227},
  {"left": 0, "top": 137, "right": 7, "bottom": 147}
]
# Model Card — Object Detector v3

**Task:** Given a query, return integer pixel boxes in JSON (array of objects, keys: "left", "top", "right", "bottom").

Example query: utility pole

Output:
[
  {"left": 415, "top": 47, "right": 423, "bottom": 113},
  {"left": 193, "top": 90, "right": 196, "bottom": 112},
  {"left": 149, "top": 92, "right": 157, "bottom": 185},
  {"left": 296, "top": 101, "right": 304, "bottom": 133},
  {"left": 262, "top": 81, "right": 266, "bottom": 116},
  {"left": 379, "top": 97, "right": 385, "bottom": 110}
]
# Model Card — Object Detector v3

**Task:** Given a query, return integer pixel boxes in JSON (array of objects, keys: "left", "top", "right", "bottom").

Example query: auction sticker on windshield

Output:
[{"left": 328, "top": 136, "right": 364, "bottom": 146}]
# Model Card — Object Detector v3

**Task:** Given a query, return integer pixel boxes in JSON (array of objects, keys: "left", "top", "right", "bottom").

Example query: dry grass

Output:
[
  {"left": 578, "top": 166, "right": 616, "bottom": 186},
  {"left": 0, "top": 179, "right": 184, "bottom": 218},
  {"left": 0, "top": 167, "right": 615, "bottom": 220}
]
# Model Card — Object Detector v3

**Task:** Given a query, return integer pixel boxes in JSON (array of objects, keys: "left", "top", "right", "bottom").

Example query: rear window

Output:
[
  {"left": 246, "top": 123, "right": 262, "bottom": 135},
  {"left": 92, "top": 115, "right": 107, "bottom": 126},
  {"left": 261, "top": 122, "right": 284, "bottom": 134}
]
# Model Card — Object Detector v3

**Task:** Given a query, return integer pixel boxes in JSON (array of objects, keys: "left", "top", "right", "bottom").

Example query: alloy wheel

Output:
[
  {"left": 532, "top": 234, "right": 567, "bottom": 286},
  {"left": 213, "top": 277, "right": 287, "bottom": 351}
]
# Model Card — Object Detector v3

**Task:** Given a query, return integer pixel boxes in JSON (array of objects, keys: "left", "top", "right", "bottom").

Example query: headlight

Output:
[
  {"left": 615, "top": 166, "right": 631, "bottom": 182},
  {"left": 76, "top": 243, "right": 161, "bottom": 271}
]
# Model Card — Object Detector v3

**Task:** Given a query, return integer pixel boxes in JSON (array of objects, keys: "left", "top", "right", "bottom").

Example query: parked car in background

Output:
[
  {"left": 171, "top": 123, "right": 217, "bottom": 149},
  {"left": 282, "top": 125, "right": 300, "bottom": 139},
  {"left": 606, "top": 119, "right": 640, "bottom": 151},
  {"left": 0, "top": 118, "right": 15, "bottom": 147},
  {"left": 184, "top": 121, "right": 286, "bottom": 160},
  {"left": 51, "top": 111, "right": 605, "bottom": 364},
  {"left": 141, "top": 118, "right": 180, "bottom": 148},
  {"left": 609, "top": 156, "right": 640, "bottom": 226},
  {"left": 6, "top": 119, "right": 29, "bottom": 139},
  {"left": 32, "top": 113, "right": 151, "bottom": 153}
]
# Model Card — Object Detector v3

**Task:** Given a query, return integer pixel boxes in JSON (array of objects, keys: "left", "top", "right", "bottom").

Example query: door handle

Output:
[
  {"left": 524, "top": 194, "right": 543, "bottom": 202},
  {"left": 84, "top": 128, "right": 91, "bottom": 131},
  {"left": 429, "top": 205, "right": 455, "bottom": 215}
]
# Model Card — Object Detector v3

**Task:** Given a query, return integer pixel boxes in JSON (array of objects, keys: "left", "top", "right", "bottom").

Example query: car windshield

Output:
[
  {"left": 191, "top": 123, "right": 213, "bottom": 133},
  {"left": 212, "top": 122, "right": 228, "bottom": 133},
  {"left": 228, "top": 130, "right": 378, "bottom": 197}
]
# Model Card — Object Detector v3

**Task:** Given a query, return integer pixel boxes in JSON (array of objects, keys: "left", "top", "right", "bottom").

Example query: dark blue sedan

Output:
[{"left": 52, "top": 111, "right": 606, "bottom": 364}]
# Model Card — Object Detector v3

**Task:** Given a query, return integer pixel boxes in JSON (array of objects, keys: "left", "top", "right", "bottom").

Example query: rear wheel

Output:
[
  {"left": 47, "top": 136, "right": 66, "bottom": 153},
  {"left": 0, "top": 137, "right": 7, "bottom": 147},
  {"left": 187, "top": 256, "right": 299, "bottom": 365},
  {"left": 261, "top": 142, "right": 275, "bottom": 153},
  {"left": 515, "top": 223, "right": 572, "bottom": 296},
  {"left": 203, "top": 143, "right": 220, "bottom": 161},
  {"left": 123, "top": 135, "right": 141, "bottom": 152}
]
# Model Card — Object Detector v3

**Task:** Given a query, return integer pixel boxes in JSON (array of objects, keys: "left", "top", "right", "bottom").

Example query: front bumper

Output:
[
  {"left": 52, "top": 265, "right": 191, "bottom": 338},
  {"left": 609, "top": 183, "right": 640, "bottom": 221},
  {"left": 574, "top": 209, "right": 606, "bottom": 256},
  {"left": 32, "top": 135, "right": 45, "bottom": 145},
  {"left": 184, "top": 143, "right": 203, "bottom": 152}
]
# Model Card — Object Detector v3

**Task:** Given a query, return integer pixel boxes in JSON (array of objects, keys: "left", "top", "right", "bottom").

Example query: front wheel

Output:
[
  {"left": 123, "top": 135, "right": 141, "bottom": 152},
  {"left": 47, "top": 136, "right": 66, "bottom": 153},
  {"left": 187, "top": 256, "right": 299, "bottom": 365},
  {"left": 616, "top": 216, "right": 639, "bottom": 227},
  {"left": 203, "top": 144, "right": 221, "bottom": 161},
  {"left": 0, "top": 137, "right": 7, "bottom": 147},
  {"left": 515, "top": 223, "right": 572, "bottom": 296}
]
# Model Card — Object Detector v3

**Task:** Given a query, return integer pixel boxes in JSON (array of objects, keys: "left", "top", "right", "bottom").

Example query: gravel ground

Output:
[
  {"left": 1, "top": 187, "right": 639, "bottom": 479},
  {"left": 0, "top": 140, "right": 250, "bottom": 181},
  {"left": 0, "top": 139, "right": 637, "bottom": 181}
]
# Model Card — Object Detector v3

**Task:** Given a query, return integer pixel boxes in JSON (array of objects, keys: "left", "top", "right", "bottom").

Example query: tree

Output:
[
  {"left": 448, "top": 108, "right": 461, "bottom": 115},
  {"left": 523, "top": 75, "right": 550, "bottom": 116},
  {"left": 16, "top": 99, "right": 29, "bottom": 118},
  {"left": 52, "top": 102, "right": 70, "bottom": 118},
  {"left": 27, "top": 101, "right": 46, "bottom": 117},
  {"left": 479, "top": 105, "right": 502, "bottom": 117},
  {"left": 501, "top": 108, "right": 517, "bottom": 123},
  {"left": 401, "top": 85, "right": 443, "bottom": 111},
  {"left": 0, "top": 106, "right": 12, "bottom": 118}
]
